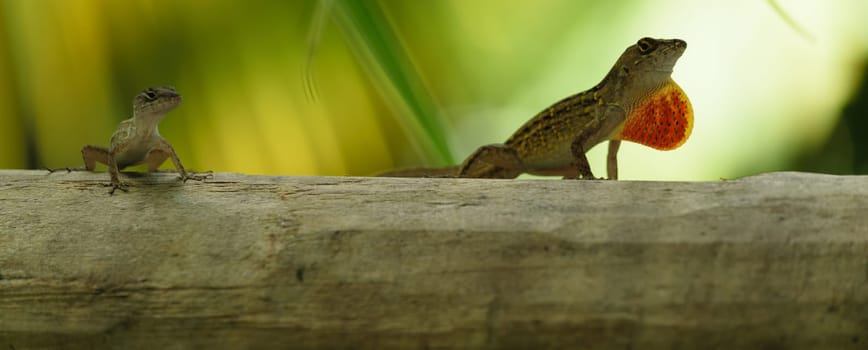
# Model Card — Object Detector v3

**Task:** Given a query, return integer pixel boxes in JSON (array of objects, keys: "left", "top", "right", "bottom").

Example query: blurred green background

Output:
[{"left": 0, "top": 0, "right": 866, "bottom": 180}]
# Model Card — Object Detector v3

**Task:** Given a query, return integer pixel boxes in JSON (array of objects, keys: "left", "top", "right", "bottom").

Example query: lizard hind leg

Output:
[
  {"left": 458, "top": 144, "right": 522, "bottom": 179},
  {"left": 81, "top": 145, "right": 110, "bottom": 171}
]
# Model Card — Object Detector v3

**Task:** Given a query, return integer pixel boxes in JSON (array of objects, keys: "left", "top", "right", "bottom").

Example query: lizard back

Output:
[{"left": 505, "top": 88, "right": 602, "bottom": 170}]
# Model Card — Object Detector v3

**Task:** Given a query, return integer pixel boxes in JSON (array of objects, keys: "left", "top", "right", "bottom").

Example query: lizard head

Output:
[
  {"left": 602, "top": 37, "right": 687, "bottom": 106},
  {"left": 615, "top": 37, "right": 686, "bottom": 76},
  {"left": 133, "top": 86, "right": 182, "bottom": 117}
]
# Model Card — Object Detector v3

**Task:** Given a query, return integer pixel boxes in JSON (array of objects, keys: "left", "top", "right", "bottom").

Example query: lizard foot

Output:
[
  {"left": 563, "top": 175, "right": 603, "bottom": 180},
  {"left": 45, "top": 166, "right": 85, "bottom": 174},
  {"left": 179, "top": 171, "right": 213, "bottom": 183},
  {"left": 103, "top": 181, "right": 130, "bottom": 195}
]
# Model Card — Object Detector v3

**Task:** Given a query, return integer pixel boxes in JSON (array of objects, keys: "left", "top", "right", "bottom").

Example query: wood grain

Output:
[{"left": 0, "top": 170, "right": 866, "bottom": 349}]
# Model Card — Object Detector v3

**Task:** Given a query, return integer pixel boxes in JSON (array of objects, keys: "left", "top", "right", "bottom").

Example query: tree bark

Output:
[{"left": 0, "top": 170, "right": 866, "bottom": 349}]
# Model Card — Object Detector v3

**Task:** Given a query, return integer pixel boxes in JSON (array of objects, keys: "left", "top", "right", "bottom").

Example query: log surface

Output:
[{"left": 0, "top": 170, "right": 866, "bottom": 349}]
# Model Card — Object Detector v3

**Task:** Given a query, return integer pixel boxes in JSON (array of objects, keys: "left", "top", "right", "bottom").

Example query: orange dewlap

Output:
[{"left": 616, "top": 81, "right": 693, "bottom": 150}]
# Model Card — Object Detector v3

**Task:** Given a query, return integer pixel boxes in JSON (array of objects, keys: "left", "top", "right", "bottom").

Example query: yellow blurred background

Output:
[{"left": 0, "top": 0, "right": 866, "bottom": 180}]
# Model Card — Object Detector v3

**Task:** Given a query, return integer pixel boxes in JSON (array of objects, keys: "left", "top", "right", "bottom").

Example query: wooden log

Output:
[{"left": 0, "top": 169, "right": 866, "bottom": 349}]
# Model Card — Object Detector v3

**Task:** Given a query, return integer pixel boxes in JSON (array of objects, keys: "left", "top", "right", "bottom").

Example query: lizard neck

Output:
[
  {"left": 596, "top": 66, "right": 674, "bottom": 107},
  {"left": 132, "top": 111, "right": 167, "bottom": 138}
]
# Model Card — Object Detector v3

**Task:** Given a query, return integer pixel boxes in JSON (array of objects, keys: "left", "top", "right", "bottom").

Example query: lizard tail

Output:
[{"left": 376, "top": 166, "right": 460, "bottom": 178}]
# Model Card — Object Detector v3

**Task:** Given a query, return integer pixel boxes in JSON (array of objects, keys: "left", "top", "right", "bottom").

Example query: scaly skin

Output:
[
  {"left": 379, "top": 37, "right": 693, "bottom": 180},
  {"left": 78, "top": 86, "right": 208, "bottom": 194}
]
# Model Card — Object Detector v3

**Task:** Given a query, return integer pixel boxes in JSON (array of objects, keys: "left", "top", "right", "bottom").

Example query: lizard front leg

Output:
[
  {"left": 106, "top": 147, "right": 129, "bottom": 195},
  {"left": 563, "top": 114, "right": 605, "bottom": 180},
  {"left": 607, "top": 140, "right": 621, "bottom": 180},
  {"left": 458, "top": 144, "right": 522, "bottom": 179},
  {"left": 567, "top": 138, "right": 620, "bottom": 180},
  {"left": 567, "top": 137, "right": 597, "bottom": 180},
  {"left": 147, "top": 139, "right": 209, "bottom": 182}
]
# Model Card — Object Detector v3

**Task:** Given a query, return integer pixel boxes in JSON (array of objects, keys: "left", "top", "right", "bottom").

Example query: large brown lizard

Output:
[
  {"left": 77, "top": 86, "right": 207, "bottom": 194},
  {"left": 379, "top": 37, "right": 693, "bottom": 180}
]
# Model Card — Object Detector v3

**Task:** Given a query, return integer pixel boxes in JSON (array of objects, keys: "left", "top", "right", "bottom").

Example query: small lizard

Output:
[
  {"left": 76, "top": 86, "right": 207, "bottom": 194},
  {"left": 379, "top": 37, "right": 693, "bottom": 180}
]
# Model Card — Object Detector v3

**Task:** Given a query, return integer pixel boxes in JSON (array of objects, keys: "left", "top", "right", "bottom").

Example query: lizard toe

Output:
[{"left": 103, "top": 181, "right": 130, "bottom": 195}]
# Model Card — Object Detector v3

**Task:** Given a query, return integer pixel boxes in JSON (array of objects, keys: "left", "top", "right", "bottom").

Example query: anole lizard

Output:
[
  {"left": 379, "top": 37, "right": 693, "bottom": 180},
  {"left": 76, "top": 86, "right": 207, "bottom": 194}
]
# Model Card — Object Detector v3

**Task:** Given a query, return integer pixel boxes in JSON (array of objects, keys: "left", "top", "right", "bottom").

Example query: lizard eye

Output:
[
  {"left": 143, "top": 90, "right": 157, "bottom": 100},
  {"left": 637, "top": 38, "right": 655, "bottom": 54}
]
